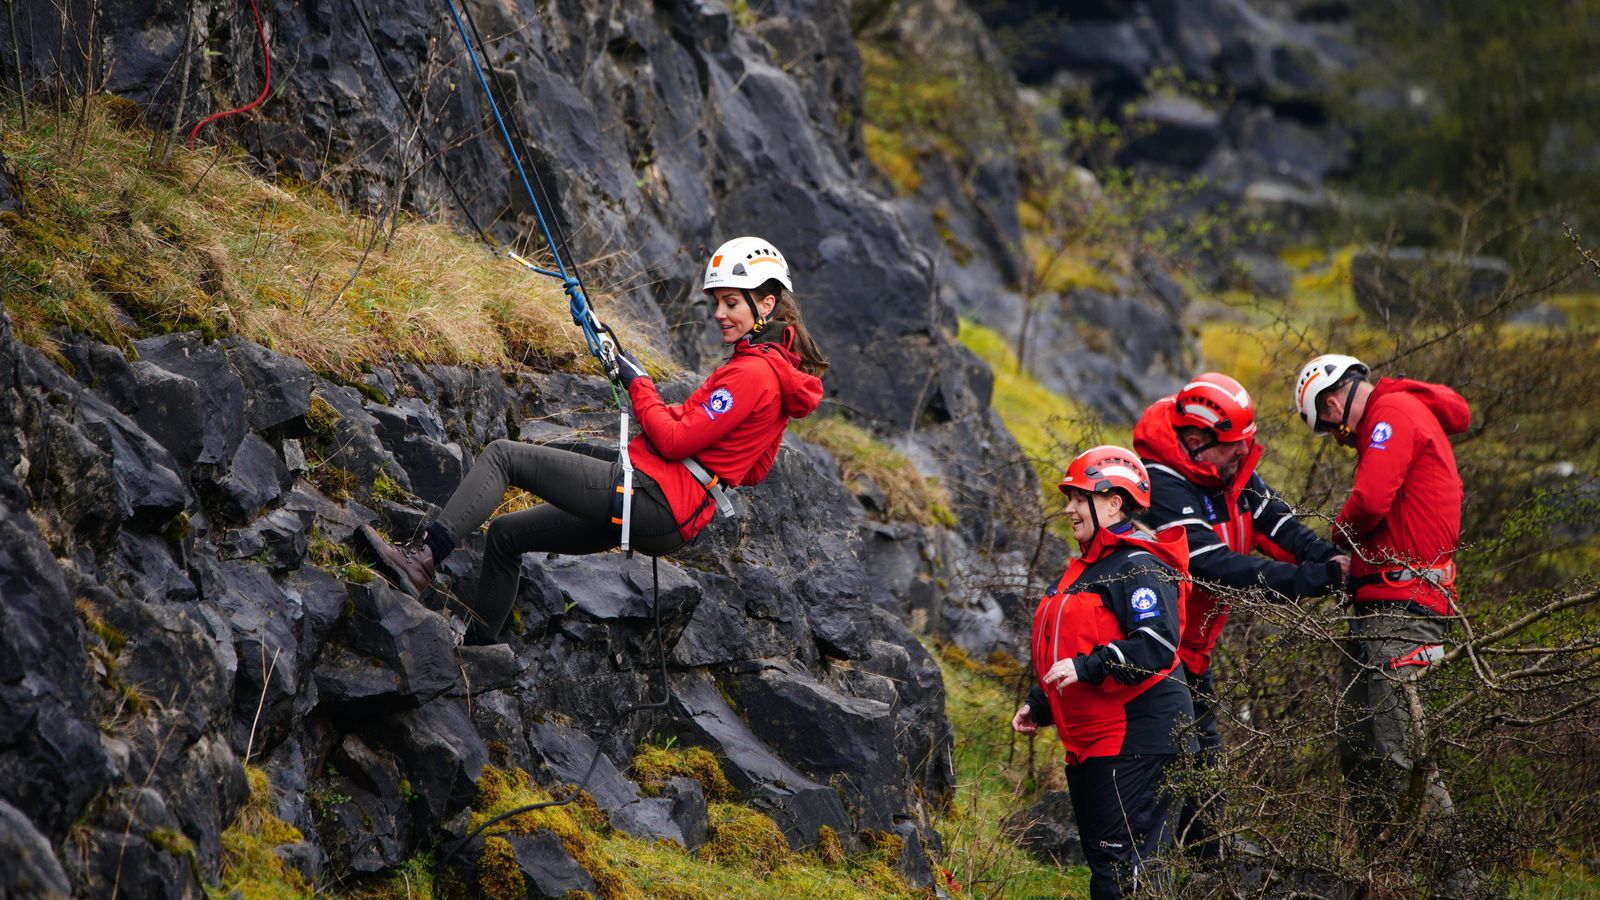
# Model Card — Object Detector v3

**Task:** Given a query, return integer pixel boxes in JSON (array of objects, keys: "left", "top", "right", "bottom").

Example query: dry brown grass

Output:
[{"left": 1, "top": 98, "right": 663, "bottom": 379}]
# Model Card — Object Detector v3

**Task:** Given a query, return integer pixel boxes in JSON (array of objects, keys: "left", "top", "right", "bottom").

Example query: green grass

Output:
[
  {"left": 958, "top": 319, "right": 1126, "bottom": 506},
  {"left": 932, "top": 642, "right": 1089, "bottom": 898}
]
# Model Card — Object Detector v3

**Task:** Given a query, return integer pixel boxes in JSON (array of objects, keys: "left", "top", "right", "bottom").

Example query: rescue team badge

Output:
[
  {"left": 1370, "top": 421, "right": 1393, "bottom": 448},
  {"left": 1131, "top": 587, "right": 1161, "bottom": 620},
  {"left": 704, "top": 387, "right": 735, "bottom": 420}
]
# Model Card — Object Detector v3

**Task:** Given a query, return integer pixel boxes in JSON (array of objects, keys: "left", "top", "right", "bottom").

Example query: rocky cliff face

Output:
[
  {"left": 0, "top": 0, "right": 1225, "bottom": 892},
  {"left": 0, "top": 306, "right": 969, "bottom": 893}
]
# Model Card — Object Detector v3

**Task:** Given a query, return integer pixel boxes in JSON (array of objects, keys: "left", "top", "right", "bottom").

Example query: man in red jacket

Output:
[
  {"left": 1295, "top": 353, "right": 1468, "bottom": 839},
  {"left": 1133, "top": 373, "right": 1347, "bottom": 861}
]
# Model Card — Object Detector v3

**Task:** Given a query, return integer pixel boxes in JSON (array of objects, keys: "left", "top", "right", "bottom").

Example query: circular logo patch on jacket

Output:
[
  {"left": 1131, "top": 587, "right": 1158, "bottom": 612},
  {"left": 704, "top": 387, "right": 735, "bottom": 419},
  {"left": 1370, "top": 421, "right": 1393, "bottom": 446}
]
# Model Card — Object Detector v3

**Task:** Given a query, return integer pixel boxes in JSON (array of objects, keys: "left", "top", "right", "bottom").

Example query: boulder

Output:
[
  {"left": 728, "top": 658, "right": 903, "bottom": 833},
  {"left": 224, "top": 339, "right": 314, "bottom": 434},
  {"left": 364, "top": 699, "right": 489, "bottom": 837},
  {"left": 669, "top": 672, "right": 850, "bottom": 850},
  {"left": 502, "top": 828, "right": 600, "bottom": 897},
  {"left": 342, "top": 581, "right": 459, "bottom": 707},
  {"left": 209, "top": 433, "right": 293, "bottom": 522},
  {"left": 1119, "top": 94, "right": 1225, "bottom": 170},
  {"left": 131, "top": 332, "right": 248, "bottom": 468},
  {"left": 0, "top": 797, "right": 71, "bottom": 899},
  {"left": 1003, "top": 789, "right": 1086, "bottom": 866}
]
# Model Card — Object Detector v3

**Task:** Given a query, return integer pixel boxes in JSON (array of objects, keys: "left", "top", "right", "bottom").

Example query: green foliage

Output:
[
  {"left": 371, "top": 471, "right": 408, "bottom": 504},
  {"left": 1341, "top": 1, "right": 1600, "bottom": 224},
  {"left": 698, "top": 803, "right": 791, "bottom": 874}
]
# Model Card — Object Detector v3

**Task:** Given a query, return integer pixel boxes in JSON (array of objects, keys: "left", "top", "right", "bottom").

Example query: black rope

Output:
[
  {"left": 345, "top": 0, "right": 492, "bottom": 243},
  {"left": 437, "top": 555, "right": 673, "bottom": 873}
]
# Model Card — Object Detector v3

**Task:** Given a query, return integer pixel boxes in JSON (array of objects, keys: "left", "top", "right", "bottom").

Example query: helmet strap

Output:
[
  {"left": 1334, "top": 375, "right": 1364, "bottom": 439},
  {"left": 741, "top": 288, "right": 767, "bottom": 335}
]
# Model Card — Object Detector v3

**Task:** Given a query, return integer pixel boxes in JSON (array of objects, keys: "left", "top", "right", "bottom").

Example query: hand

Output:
[
  {"left": 1332, "top": 554, "right": 1351, "bottom": 580},
  {"left": 1011, "top": 704, "right": 1037, "bottom": 735},
  {"left": 614, "top": 351, "right": 648, "bottom": 388},
  {"left": 1044, "top": 658, "right": 1080, "bottom": 690}
]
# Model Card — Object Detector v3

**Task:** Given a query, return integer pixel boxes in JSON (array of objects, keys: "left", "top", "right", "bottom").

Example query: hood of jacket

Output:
[
  {"left": 1133, "top": 396, "right": 1260, "bottom": 491},
  {"left": 1366, "top": 377, "right": 1470, "bottom": 436},
  {"left": 736, "top": 325, "right": 823, "bottom": 419}
]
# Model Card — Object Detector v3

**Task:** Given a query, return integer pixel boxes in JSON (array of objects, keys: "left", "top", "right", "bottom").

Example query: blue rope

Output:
[{"left": 442, "top": 0, "right": 606, "bottom": 361}]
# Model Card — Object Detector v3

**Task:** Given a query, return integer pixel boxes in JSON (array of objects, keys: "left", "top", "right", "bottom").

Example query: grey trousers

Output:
[
  {"left": 436, "top": 439, "right": 686, "bottom": 641},
  {"left": 1338, "top": 605, "right": 1455, "bottom": 842}
]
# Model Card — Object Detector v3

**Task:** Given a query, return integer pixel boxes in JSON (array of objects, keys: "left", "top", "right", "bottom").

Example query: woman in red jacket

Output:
[
  {"left": 1010, "top": 446, "right": 1196, "bottom": 900},
  {"left": 361, "top": 236, "right": 826, "bottom": 643}
]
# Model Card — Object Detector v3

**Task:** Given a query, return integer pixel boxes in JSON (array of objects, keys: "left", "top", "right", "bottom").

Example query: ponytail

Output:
[{"left": 758, "top": 280, "right": 829, "bottom": 378}]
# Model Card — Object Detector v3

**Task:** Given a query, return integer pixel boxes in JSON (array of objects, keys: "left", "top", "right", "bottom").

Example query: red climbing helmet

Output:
[
  {"left": 1058, "top": 445, "right": 1151, "bottom": 509},
  {"left": 1170, "top": 372, "right": 1257, "bottom": 443}
]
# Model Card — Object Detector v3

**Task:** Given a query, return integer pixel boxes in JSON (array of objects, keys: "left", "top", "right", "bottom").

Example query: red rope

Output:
[{"left": 188, "top": 0, "right": 271, "bottom": 149}]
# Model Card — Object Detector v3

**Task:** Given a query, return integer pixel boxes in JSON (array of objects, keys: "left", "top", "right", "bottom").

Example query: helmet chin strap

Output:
[
  {"left": 1317, "top": 375, "right": 1366, "bottom": 438},
  {"left": 740, "top": 288, "right": 768, "bottom": 335}
]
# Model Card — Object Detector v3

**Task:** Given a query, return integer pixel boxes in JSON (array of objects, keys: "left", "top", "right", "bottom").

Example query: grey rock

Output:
[
  {"left": 0, "top": 797, "right": 71, "bottom": 899},
  {"left": 210, "top": 433, "right": 292, "bottom": 522},
  {"left": 1004, "top": 789, "right": 1086, "bottom": 866},
  {"left": 670, "top": 672, "right": 850, "bottom": 850},
  {"left": 342, "top": 581, "right": 459, "bottom": 706},
  {"left": 1120, "top": 94, "right": 1225, "bottom": 171},
  {"left": 132, "top": 332, "right": 248, "bottom": 468},
  {"left": 729, "top": 658, "right": 902, "bottom": 833},
  {"left": 225, "top": 339, "right": 315, "bottom": 434},
  {"left": 365, "top": 699, "right": 489, "bottom": 837},
  {"left": 503, "top": 828, "right": 600, "bottom": 897}
]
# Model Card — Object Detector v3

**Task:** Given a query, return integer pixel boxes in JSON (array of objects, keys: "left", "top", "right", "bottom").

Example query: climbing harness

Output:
[
  {"left": 1348, "top": 562, "right": 1457, "bottom": 592},
  {"left": 683, "top": 457, "right": 738, "bottom": 519}
]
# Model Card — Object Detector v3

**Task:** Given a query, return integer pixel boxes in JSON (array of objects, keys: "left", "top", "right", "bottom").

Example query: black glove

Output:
[{"left": 615, "top": 350, "right": 648, "bottom": 388}]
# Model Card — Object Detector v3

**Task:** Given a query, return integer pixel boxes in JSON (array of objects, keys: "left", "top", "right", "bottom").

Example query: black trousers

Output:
[
  {"left": 1067, "top": 753, "right": 1179, "bottom": 900},
  {"left": 1177, "top": 668, "right": 1224, "bottom": 861},
  {"left": 435, "top": 439, "right": 686, "bottom": 641}
]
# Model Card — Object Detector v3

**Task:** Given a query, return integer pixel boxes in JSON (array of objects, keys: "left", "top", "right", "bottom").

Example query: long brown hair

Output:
[{"left": 758, "top": 279, "right": 829, "bottom": 378}]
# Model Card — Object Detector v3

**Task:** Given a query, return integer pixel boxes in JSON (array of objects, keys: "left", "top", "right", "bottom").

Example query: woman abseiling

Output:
[
  {"left": 360, "top": 236, "right": 826, "bottom": 644},
  {"left": 1010, "top": 446, "right": 1197, "bottom": 900}
]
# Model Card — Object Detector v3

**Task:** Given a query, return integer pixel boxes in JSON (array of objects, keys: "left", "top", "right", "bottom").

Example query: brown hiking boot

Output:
[{"left": 357, "top": 524, "right": 435, "bottom": 597}]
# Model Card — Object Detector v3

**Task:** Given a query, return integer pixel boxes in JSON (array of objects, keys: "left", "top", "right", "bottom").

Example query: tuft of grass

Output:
[
  {"left": 630, "top": 745, "right": 737, "bottom": 801},
  {"left": 213, "top": 765, "right": 310, "bottom": 898},
  {"left": 75, "top": 598, "right": 127, "bottom": 658},
  {"left": 476, "top": 836, "right": 524, "bottom": 898},
  {"left": 696, "top": 803, "right": 790, "bottom": 874},
  {"left": 787, "top": 416, "right": 950, "bottom": 526},
  {"left": 0, "top": 98, "right": 662, "bottom": 380}
]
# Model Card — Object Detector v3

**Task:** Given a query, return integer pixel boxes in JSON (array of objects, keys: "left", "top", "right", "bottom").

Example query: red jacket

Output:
[
  {"left": 626, "top": 330, "right": 823, "bottom": 541},
  {"left": 1133, "top": 399, "right": 1342, "bottom": 675},
  {"left": 1028, "top": 524, "right": 1193, "bottom": 765},
  {"left": 1337, "top": 378, "right": 1469, "bottom": 614}
]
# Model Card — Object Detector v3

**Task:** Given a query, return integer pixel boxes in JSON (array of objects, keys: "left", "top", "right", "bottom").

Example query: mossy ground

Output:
[
  {"left": 0, "top": 99, "right": 666, "bottom": 380},
  {"left": 210, "top": 767, "right": 310, "bottom": 899}
]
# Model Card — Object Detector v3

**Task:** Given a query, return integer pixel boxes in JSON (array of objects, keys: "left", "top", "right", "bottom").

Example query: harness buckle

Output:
[{"left": 683, "top": 457, "right": 737, "bottom": 518}]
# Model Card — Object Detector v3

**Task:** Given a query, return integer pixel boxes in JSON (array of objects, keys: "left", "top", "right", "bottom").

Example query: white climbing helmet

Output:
[
  {"left": 1294, "top": 353, "right": 1369, "bottom": 431},
  {"left": 703, "top": 236, "right": 792, "bottom": 294}
]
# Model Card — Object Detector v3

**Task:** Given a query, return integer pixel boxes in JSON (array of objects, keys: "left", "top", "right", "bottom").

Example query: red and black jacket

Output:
[
  {"left": 1025, "top": 524, "right": 1196, "bottom": 765},
  {"left": 1133, "top": 397, "right": 1342, "bottom": 675},
  {"left": 626, "top": 327, "right": 823, "bottom": 541},
  {"left": 1336, "top": 378, "right": 1469, "bottom": 616}
]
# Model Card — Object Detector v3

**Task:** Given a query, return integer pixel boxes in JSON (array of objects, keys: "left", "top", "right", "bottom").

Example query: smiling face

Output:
[
  {"left": 1063, "top": 487, "right": 1125, "bottom": 548},
  {"left": 710, "top": 288, "right": 777, "bottom": 344}
]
